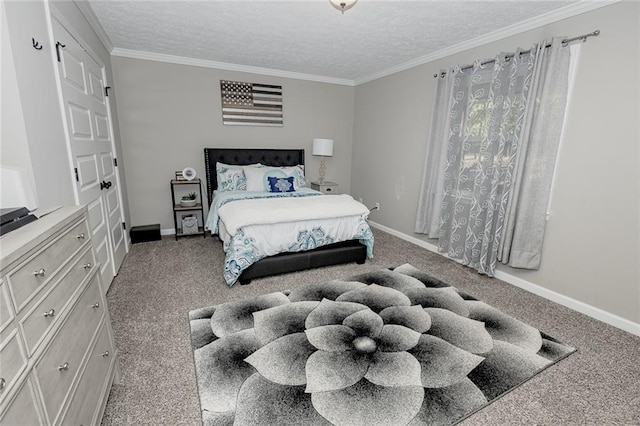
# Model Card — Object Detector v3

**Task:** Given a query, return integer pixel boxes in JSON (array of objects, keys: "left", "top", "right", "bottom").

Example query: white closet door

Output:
[{"left": 52, "top": 18, "right": 126, "bottom": 290}]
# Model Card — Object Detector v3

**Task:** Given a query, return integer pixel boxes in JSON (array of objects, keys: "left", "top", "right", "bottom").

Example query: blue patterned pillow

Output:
[
  {"left": 217, "top": 165, "right": 246, "bottom": 191},
  {"left": 267, "top": 176, "right": 295, "bottom": 193},
  {"left": 263, "top": 166, "right": 306, "bottom": 191},
  {"left": 263, "top": 169, "right": 287, "bottom": 190}
]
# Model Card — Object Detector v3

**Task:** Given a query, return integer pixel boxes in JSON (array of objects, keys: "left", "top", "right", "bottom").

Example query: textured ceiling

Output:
[{"left": 88, "top": 0, "right": 581, "bottom": 83}]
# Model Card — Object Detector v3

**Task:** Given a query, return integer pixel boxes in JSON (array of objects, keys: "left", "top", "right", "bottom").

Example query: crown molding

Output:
[
  {"left": 82, "top": 0, "right": 617, "bottom": 87},
  {"left": 354, "top": 0, "right": 619, "bottom": 85},
  {"left": 111, "top": 48, "right": 355, "bottom": 86},
  {"left": 73, "top": 0, "right": 113, "bottom": 52}
]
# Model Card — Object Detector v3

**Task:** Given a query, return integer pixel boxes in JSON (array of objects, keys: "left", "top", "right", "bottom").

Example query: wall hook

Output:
[
  {"left": 32, "top": 38, "right": 43, "bottom": 50},
  {"left": 55, "top": 41, "right": 66, "bottom": 62}
]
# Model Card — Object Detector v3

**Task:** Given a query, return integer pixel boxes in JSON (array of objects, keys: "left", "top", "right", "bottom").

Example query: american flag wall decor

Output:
[{"left": 220, "top": 80, "right": 283, "bottom": 127}]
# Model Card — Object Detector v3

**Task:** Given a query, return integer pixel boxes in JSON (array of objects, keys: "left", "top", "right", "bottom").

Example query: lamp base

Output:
[{"left": 318, "top": 156, "right": 326, "bottom": 184}]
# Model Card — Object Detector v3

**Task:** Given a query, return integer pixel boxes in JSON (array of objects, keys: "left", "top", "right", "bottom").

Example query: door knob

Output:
[{"left": 100, "top": 180, "right": 113, "bottom": 190}]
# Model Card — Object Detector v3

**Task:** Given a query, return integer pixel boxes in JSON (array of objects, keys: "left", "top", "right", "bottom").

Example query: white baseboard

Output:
[
  {"left": 368, "top": 220, "right": 640, "bottom": 337},
  {"left": 161, "top": 228, "right": 176, "bottom": 236}
]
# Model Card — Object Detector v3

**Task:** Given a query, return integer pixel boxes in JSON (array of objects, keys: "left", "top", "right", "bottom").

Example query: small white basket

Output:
[{"left": 181, "top": 216, "right": 199, "bottom": 234}]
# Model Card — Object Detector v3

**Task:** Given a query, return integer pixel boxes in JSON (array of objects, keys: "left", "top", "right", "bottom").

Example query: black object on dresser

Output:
[{"left": 0, "top": 207, "right": 37, "bottom": 236}]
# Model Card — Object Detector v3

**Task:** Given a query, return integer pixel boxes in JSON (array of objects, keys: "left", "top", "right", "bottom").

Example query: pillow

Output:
[
  {"left": 262, "top": 169, "right": 287, "bottom": 189},
  {"left": 267, "top": 176, "right": 295, "bottom": 193},
  {"left": 216, "top": 162, "right": 262, "bottom": 191},
  {"left": 244, "top": 164, "right": 307, "bottom": 192},
  {"left": 281, "top": 165, "right": 306, "bottom": 189},
  {"left": 263, "top": 165, "right": 306, "bottom": 191},
  {"left": 216, "top": 165, "right": 246, "bottom": 191},
  {"left": 243, "top": 166, "right": 269, "bottom": 192}
]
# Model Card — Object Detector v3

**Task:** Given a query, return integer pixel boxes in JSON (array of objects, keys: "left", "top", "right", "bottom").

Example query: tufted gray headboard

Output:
[{"left": 203, "top": 148, "right": 305, "bottom": 206}]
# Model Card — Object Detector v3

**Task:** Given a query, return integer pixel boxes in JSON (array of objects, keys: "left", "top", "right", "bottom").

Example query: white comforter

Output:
[
  {"left": 209, "top": 191, "right": 374, "bottom": 286},
  {"left": 218, "top": 194, "right": 370, "bottom": 234}
]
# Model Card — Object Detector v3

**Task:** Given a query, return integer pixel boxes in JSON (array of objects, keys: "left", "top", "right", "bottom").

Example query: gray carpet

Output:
[{"left": 101, "top": 228, "right": 640, "bottom": 425}]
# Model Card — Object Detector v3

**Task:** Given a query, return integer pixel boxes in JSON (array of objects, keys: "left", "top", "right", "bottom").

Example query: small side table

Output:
[
  {"left": 310, "top": 181, "right": 338, "bottom": 194},
  {"left": 170, "top": 178, "right": 206, "bottom": 239}
]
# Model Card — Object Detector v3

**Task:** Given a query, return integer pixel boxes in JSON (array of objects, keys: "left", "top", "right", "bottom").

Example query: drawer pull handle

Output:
[
  {"left": 102, "top": 351, "right": 110, "bottom": 357},
  {"left": 83, "top": 262, "right": 92, "bottom": 269},
  {"left": 43, "top": 309, "right": 56, "bottom": 318},
  {"left": 77, "top": 233, "right": 86, "bottom": 239},
  {"left": 0, "top": 377, "right": 5, "bottom": 391},
  {"left": 58, "top": 362, "right": 69, "bottom": 371},
  {"left": 92, "top": 302, "right": 100, "bottom": 309},
  {"left": 33, "top": 268, "right": 46, "bottom": 277}
]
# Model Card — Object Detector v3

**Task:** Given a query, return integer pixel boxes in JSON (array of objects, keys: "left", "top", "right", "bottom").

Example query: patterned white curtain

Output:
[{"left": 415, "top": 38, "right": 571, "bottom": 276}]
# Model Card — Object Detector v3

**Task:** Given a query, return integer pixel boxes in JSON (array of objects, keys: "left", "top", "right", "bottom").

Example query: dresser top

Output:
[{"left": 0, "top": 206, "right": 86, "bottom": 270}]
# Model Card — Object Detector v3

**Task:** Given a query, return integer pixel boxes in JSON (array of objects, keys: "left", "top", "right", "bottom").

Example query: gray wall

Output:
[
  {"left": 3, "top": 0, "right": 76, "bottom": 208},
  {"left": 1, "top": 3, "right": 33, "bottom": 176},
  {"left": 2, "top": 0, "right": 130, "bottom": 229},
  {"left": 110, "top": 57, "right": 355, "bottom": 230},
  {"left": 351, "top": 2, "right": 639, "bottom": 324}
]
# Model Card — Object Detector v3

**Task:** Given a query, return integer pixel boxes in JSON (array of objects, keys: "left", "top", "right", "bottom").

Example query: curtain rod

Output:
[{"left": 433, "top": 30, "right": 600, "bottom": 78}]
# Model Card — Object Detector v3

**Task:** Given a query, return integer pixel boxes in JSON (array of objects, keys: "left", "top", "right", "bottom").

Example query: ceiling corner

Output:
[{"left": 73, "top": 0, "right": 113, "bottom": 52}]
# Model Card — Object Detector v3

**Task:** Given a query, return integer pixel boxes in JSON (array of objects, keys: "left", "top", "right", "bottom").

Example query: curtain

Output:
[
  {"left": 414, "top": 70, "right": 455, "bottom": 238},
  {"left": 415, "top": 38, "right": 571, "bottom": 276},
  {"left": 498, "top": 38, "right": 571, "bottom": 268}
]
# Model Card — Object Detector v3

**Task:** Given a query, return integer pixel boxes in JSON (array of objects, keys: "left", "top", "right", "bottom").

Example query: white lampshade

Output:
[{"left": 312, "top": 138, "right": 334, "bottom": 157}]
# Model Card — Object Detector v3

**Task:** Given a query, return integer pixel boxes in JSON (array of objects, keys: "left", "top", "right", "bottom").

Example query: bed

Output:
[{"left": 204, "top": 148, "right": 373, "bottom": 286}]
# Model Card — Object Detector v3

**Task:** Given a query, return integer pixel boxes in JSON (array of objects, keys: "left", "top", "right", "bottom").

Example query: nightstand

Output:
[
  {"left": 310, "top": 181, "right": 338, "bottom": 194},
  {"left": 170, "top": 179, "right": 206, "bottom": 239}
]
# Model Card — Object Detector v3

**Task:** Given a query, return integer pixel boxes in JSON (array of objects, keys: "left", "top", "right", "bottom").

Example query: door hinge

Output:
[
  {"left": 122, "top": 222, "right": 126, "bottom": 230},
  {"left": 74, "top": 167, "right": 79, "bottom": 182},
  {"left": 105, "top": 86, "right": 111, "bottom": 97},
  {"left": 114, "top": 158, "right": 118, "bottom": 167},
  {"left": 55, "top": 41, "right": 65, "bottom": 62}
]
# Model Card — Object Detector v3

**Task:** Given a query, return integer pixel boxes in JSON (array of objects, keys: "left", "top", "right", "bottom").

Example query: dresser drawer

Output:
[
  {"left": 0, "top": 330, "right": 27, "bottom": 400},
  {"left": 0, "top": 378, "right": 42, "bottom": 426},
  {"left": 20, "top": 247, "right": 95, "bottom": 356},
  {"left": 7, "top": 219, "right": 90, "bottom": 311},
  {"left": 0, "top": 283, "right": 13, "bottom": 334},
  {"left": 34, "top": 274, "right": 104, "bottom": 423},
  {"left": 60, "top": 320, "right": 114, "bottom": 426}
]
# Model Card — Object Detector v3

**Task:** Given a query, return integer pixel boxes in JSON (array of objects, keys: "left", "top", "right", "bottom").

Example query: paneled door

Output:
[{"left": 52, "top": 18, "right": 126, "bottom": 291}]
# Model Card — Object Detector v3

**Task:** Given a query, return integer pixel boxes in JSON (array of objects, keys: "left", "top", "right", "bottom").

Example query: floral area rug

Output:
[{"left": 188, "top": 264, "right": 575, "bottom": 426}]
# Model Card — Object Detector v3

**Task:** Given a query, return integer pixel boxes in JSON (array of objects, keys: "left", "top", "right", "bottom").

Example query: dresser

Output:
[{"left": 0, "top": 206, "right": 119, "bottom": 425}]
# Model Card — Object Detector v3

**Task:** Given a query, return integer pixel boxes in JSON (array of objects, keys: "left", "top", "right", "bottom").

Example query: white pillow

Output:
[{"left": 243, "top": 166, "right": 269, "bottom": 192}]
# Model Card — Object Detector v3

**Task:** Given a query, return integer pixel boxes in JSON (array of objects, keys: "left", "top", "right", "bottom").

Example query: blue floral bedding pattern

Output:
[
  {"left": 209, "top": 189, "right": 375, "bottom": 287},
  {"left": 223, "top": 217, "right": 375, "bottom": 286},
  {"left": 287, "top": 227, "right": 335, "bottom": 252},
  {"left": 223, "top": 229, "right": 261, "bottom": 285}
]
